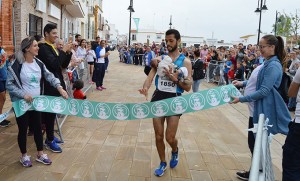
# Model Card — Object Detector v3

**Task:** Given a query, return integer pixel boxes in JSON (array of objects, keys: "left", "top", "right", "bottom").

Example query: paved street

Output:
[{"left": 0, "top": 51, "right": 286, "bottom": 181}]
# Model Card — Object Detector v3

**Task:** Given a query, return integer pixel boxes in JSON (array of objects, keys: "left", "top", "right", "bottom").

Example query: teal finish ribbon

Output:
[{"left": 11, "top": 85, "right": 240, "bottom": 120}]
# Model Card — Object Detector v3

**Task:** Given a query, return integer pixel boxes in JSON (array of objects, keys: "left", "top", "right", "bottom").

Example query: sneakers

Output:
[
  {"left": 100, "top": 86, "right": 106, "bottom": 90},
  {"left": 236, "top": 171, "right": 250, "bottom": 180},
  {"left": 154, "top": 162, "right": 167, "bottom": 177},
  {"left": 36, "top": 154, "right": 52, "bottom": 165},
  {"left": 170, "top": 148, "right": 179, "bottom": 168},
  {"left": 20, "top": 155, "right": 32, "bottom": 167},
  {"left": 45, "top": 140, "right": 62, "bottom": 153},
  {"left": 96, "top": 87, "right": 103, "bottom": 91},
  {"left": 53, "top": 136, "right": 64, "bottom": 144},
  {"left": 0, "top": 120, "right": 11, "bottom": 127}
]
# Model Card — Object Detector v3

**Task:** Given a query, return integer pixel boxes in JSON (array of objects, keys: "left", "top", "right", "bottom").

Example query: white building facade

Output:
[
  {"left": 130, "top": 29, "right": 204, "bottom": 47},
  {"left": 13, "top": 0, "right": 108, "bottom": 48}
]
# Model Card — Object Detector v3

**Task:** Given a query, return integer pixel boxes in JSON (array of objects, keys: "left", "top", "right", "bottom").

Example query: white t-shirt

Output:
[
  {"left": 96, "top": 48, "right": 105, "bottom": 63},
  {"left": 86, "top": 50, "right": 96, "bottom": 63},
  {"left": 244, "top": 64, "right": 263, "bottom": 117},
  {"left": 77, "top": 47, "right": 86, "bottom": 69},
  {"left": 20, "top": 60, "right": 41, "bottom": 97}
]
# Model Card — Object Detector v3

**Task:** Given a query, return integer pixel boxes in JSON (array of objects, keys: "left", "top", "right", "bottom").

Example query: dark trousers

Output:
[
  {"left": 138, "top": 55, "right": 143, "bottom": 65},
  {"left": 92, "top": 63, "right": 106, "bottom": 87},
  {"left": 43, "top": 112, "right": 56, "bottom": 141},
  {"left": 282, "top": 121, "right": 300, "bottom": 180},
  {"left": 16, "top": 111, "right": 43, "bottom": 153},
  {"left": 134, "top": 55, "right": 139, "bottom": 65},
  {"left": 105, "top": 60, "right": 109, "bottom": 70},
  {"left": 144, "top": 66, "right": 151, "bottom": 76},
  {"left": 224, "top": 73, "right": 229, "bottom": 85},
  {"left": 248, "top": 117, "right": 255, "bottom": 155}
]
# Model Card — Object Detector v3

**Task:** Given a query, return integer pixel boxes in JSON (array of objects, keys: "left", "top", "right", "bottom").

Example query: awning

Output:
[
  {"left": 56, "top": 0, "right": 74, "bottom": 5},
  {"left": 66, "top": 0, "right": 85, "bottom": 18}
]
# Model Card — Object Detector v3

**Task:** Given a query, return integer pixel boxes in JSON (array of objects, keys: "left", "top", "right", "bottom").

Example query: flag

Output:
[{"left": 133, "top": 18, "right": 140, "bottom": 32}]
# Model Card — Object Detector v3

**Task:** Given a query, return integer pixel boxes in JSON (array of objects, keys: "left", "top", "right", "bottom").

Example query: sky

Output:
[{"left": 103, "top": 0, "right": 299, "bottom": 42}]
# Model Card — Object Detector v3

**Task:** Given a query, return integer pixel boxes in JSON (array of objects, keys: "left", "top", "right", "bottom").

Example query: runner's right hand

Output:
[
  {"left": 150, "top": 58, "right": 162, "bottom": 68},
  {"left": 138, "top": 88, "right": 148, "bottom": 101}
]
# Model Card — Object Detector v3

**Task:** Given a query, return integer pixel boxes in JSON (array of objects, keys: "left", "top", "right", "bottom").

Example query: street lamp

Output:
[
  {"left": 274, "top": 11, "right": 282, "bottom": 36},
  {"left": 169, "top": 15, "right": 172, "bottom": 29},
  {"left": 254, "top": 0, "right": 268, "bottom": 44},
  {"left": 127, "top": 0, "right": 134, "bottom": 46}
]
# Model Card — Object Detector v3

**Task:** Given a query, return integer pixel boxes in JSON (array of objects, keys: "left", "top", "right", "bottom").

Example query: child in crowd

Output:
[
  {"left": 223, "top": 57, "right": 232, "bottom": 84},
  {"left": 73, "top": 80, "right": 86, "bottom": 100},
  {"left": 228, "top": 64, "right": 235, "bottom": 84},
  {"left": 234, "top": 61, "right": 244, "bottom": 81}
]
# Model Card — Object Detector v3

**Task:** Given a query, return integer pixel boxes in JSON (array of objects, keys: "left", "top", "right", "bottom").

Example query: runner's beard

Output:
[{"left": 167, "top": 42, "right": 178, "bottom": 53}]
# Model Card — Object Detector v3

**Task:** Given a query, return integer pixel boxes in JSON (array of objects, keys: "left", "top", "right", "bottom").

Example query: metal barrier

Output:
[
  {"left": 54, "top": 60, "right": 92, "bottom": 142},
  {"left": 249, "top": 114, "right": 275, "bottom": 181},
  {"left": 206, "top": 60, "right": 226, "bottom": 86}
]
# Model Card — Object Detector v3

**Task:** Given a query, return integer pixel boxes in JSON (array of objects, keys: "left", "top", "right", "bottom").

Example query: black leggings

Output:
[
  {"left": 16, "top": 111, "right": 43, "bottom": 154},
  {"left": 43, "top": 112, "right": 56, "bottom": 142}
]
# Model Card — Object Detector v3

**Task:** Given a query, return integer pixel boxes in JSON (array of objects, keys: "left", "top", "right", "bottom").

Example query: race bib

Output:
[{"left": 157, "top": 77, "right": 177, "bottom": 93}]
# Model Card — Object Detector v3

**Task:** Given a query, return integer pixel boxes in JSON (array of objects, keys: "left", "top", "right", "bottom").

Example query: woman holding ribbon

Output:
[{"left": 6, "top": 37, "right": 68, "bottom": 167}]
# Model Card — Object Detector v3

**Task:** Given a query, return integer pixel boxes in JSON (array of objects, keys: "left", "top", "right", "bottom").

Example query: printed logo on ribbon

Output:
[
  {"left": 171, "top": 97, "right": 188, "bottom": 114},
  {"left": 132, "top": 103, "right": 149, "bottom": 119},
  {"left": 112, "top": 104, "right": 129, "bottom": 120},
  {"left": 95, "top": 103, "right": 111, "bottom": 119},
  {"left": 68, "top": 99, "right": 80, "bottom": 115},
  {"left": 50, "top": 97, "right": 67, "bottom": 113},
  {"left": 81, "top": 101, "right": 94, "bottom": 118},
  {"left": 33, "top": 96, "right": 49, "bottom": 111},
  {"left": 189, "top": 93, "right": 205, "bottom": 110},
  {"left": 220, "top": 86, "right": 231, "bottom": 103},
  {"left": 231, "top": 86, "right": 242, "bottom": 97},
  {"left": 151, "top": 101, "right": 169, "bottom": 117},
  {"left": 19, "top": 100, "right": 32, "bottom": 112},
  {"left": 206, "top": 89, "right": 221, "bottom": 106}
]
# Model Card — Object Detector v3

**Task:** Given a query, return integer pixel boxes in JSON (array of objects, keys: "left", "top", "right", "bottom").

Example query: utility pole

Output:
[{"left": 169, "top": 15, "right": 172, "bottom": 29}]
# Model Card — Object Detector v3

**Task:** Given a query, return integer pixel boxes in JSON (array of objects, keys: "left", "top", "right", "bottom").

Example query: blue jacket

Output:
[
  {"left": 239, "top": 56, "right": 291, "bottom": 135},
  {"left": 143, "top": 51, "right": 155, "bottom": 67},
  {"left": 95, "top": 46, "right": 104, "bottom": 59}
]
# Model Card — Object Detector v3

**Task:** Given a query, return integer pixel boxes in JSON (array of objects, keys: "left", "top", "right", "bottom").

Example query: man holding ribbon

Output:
[{"left": 139, "top": 29, "right": 192, "bottom": 177}]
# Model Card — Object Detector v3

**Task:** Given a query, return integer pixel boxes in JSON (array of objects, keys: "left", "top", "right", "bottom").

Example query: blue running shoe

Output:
[
  {"left": 154, "top": 162, "right": 167, "bottom": 177},
  {"left": 45, "top": 140, "right": 62, "bottom": 153},
  {"left": 170, "top": 148, "right": 179, "bottom": 168},
  {"left": 53, "top": 136, "right": 64, "bottom": 144}
]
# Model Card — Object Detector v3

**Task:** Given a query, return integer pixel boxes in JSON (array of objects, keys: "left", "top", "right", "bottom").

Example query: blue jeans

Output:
[
  {"left": 192, "top": 79, "right": 201, "bottom": 92},
  {"left": 282, "top": 121, "right": 300, "bottom": 180}
]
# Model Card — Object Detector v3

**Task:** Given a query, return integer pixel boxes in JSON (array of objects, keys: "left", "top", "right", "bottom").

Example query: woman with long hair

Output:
[
  {"left": 231, "top": 35, "right": 291, "bottom": 180},
  {"left": 6, "top": 37, "right": 68, "bottom": 167}
]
